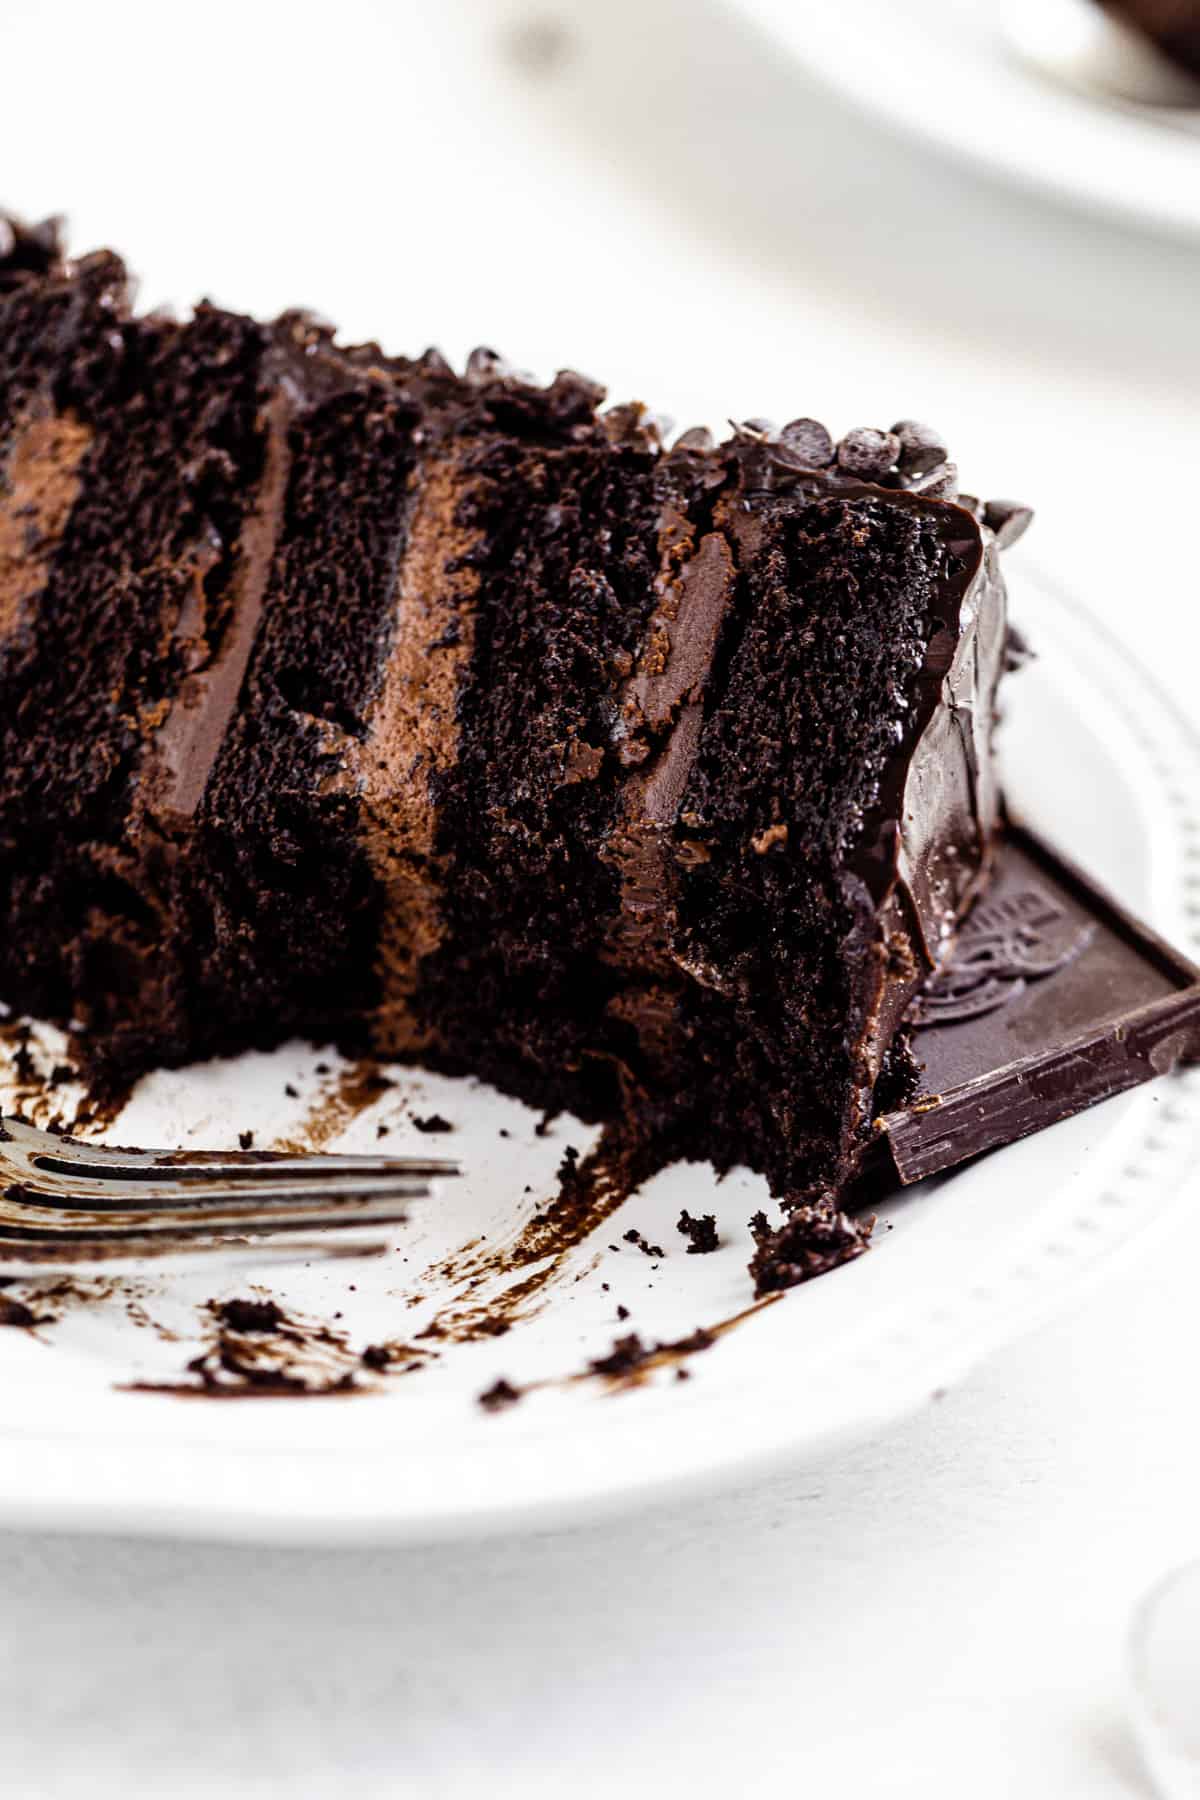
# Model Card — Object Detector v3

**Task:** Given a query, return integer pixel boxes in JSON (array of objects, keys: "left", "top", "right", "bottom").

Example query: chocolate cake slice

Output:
[{"left": 0, "top": 218, "right": 1032, "bottom": 1289}]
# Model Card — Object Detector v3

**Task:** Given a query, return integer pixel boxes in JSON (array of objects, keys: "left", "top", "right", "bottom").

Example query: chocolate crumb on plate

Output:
[
  {"left": 0, "top": 1294, "right": 46, "bottom": 1328},
  {"left": 412, "top": 1112, "right": 454, "bottom": 1134},
  {"left": 589, "top": 1325, "right": 716, "bottom": 1379},
  {"left": 749, "top": 1202, "right": 872, "bottom": 1296},
  {"left": 478, "top": 1376, "right": 521, "bottom": 1413},
  {"left": 677, "top": 1209, "right": 720, "bottom": 1254},
  {"left": 215, "top": 1296, "right": 285, "bottom": 1333},
  {"left": 623, "top": 1227, "right": 665, "bottom": 1258}
]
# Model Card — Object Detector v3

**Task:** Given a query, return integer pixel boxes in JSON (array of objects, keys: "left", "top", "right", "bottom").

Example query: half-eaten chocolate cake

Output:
[{"left": 0, "top": 216, "right": 1031, "bottom": 1289}]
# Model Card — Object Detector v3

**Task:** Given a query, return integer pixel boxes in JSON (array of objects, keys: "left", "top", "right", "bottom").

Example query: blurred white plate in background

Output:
[{"left": 728, "top": 0, "right": 1200, "bottom": 240}]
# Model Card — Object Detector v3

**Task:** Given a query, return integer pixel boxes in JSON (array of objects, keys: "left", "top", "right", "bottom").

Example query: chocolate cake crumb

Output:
[
  {"left": 676, "top": 1210, "right": 719, "bottom": 1254},
  {"left": 376, "top": 1123, "right": 390, "bottom": 1138},
  {"left": 672, "top": 1327, "right": 716, "bottom": 1355},
  {"left": 623, "top": 1227, "right": 665, "bottom": 1258},
  {"left": 238, "top": 1130, "right": 254, "bottom": 1150},
  {"left": 361, "top": 1343, "right": 392, "bottom": 1370},
  {"left": 360, "top": 1068, "right": 394, "bottom": 1094},
  {"left": 588, "top": 1324, "right": 716, "bottom": 1379},
  {"left": 557, "top": 1144, "right": 580, "bottom": 1182},
  {"left": 215, "top": 1296, "right": 284, "bottom": 1333},
  {"left": 412, "top": 1112, "right": 453, "bottom": 1133},
  {"left": 749, "top": 1200, "right": 872, "bottom": 1294},
  {"left": 478, "top": 1376, "right": 521, "bottom": 1413},
  {"left": 284, "top": 1083, "right": 299, "bottom": 1099},
  {"left": 11, "top": 1032, "right": 36, "bottom": 1085},
  {"left": 0, "top": 1294, "right": 45, "bottom": 1328},
  {"left": 589, "top": 1332, "right": 648, "bottom": 1376},
  {"left": 315, "top": 1062, "right": 331, "bottom": 1074},
  {"left": 616, "top": 1303, "right": 630, "bottom": 1321},
  {"left": 133, "top": 1295, "right": 374, "bottom": 1399}
]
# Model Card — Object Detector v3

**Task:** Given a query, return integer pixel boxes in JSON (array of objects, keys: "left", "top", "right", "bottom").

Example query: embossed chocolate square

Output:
[{"left": 875, "top": 827, "right": 1200, "bottom": 1186}]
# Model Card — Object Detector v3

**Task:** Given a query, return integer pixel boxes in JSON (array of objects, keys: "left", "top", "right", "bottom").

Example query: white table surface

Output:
[{"left": 2, "top": 1, "right": 1199, "bottom": 1793}]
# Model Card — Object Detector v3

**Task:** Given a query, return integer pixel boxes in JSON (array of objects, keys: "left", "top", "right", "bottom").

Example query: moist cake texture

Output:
[{"left": 0, "top": 217, "right": 1031, "bottom": 1289}]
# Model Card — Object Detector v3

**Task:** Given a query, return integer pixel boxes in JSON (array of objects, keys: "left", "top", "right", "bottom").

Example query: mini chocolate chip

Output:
[
  {"left": 674, "top": 425, "right": 714, "bottom": 452},
  {"left": 983, "top": 498, "right": 1034, "bottom": 549},
  {"left": 909, "top": 461, "right": 959, "bottom": 500},
  {"left": 465, "top": 346, "right": 508, "bottom": 382},
  {"left": 891, "top": 420, "right": 948, "bottom": 476},
  {"left": 417, "top": 346, "right": 453, "bottom": 377},
  {"left": 731, "top": 417, "right": 776, "bottom": 442},
  {"left": 778, "top": 418, "right": 835, "bottom": 467},
  {"left": 836, "top": 427, "right": 901, "bottom": 478}
]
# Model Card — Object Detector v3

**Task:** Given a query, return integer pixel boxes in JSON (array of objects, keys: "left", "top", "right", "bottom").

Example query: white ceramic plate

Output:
[
  {"left": 728, "top": 0, "right": 1200, "bottom": 241},
  {"left": 0, "top": 562, "right": 1197, "bottom": 1546}
]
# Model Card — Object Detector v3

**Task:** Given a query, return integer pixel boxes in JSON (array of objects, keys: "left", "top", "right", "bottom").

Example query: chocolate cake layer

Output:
[
  {"left": 0, "top": 229, "right": 275, "bottom": 1057},
  {"left": 604, "top": 460, "right": 1006, "bottom": 1200},
  {"left": 0, "top": 218, "right": 1032, "bottom": 1283},
  {"left": 413, "top": 401, "right": 671, "bottom": 1117}
]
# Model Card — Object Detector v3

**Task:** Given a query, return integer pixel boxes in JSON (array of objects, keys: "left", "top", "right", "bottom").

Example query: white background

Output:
[{"left": 1, "top": 0, "right": 1199, "bottom": 1793}]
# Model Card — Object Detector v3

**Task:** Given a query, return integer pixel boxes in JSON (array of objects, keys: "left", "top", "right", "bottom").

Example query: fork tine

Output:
[
  {"left": 0, "top": 1117, "right": 459, "bottom": 1180},
  {"left": 31, "top": 1146, "right": 460, "bottom": 1180},
  {"left": 0, "top": 1233, "right": 396, "bottom": 1273},
  {"left": 0, "top": 1112, "right": 453, "bottom": 1270},
  {"left": 0, "top": 1183, "right": 427, "bottom": 1230},
  {"left": 0, "top": 1197, "right": 418, "bottom": 1243},
  {"left": 0, "top": 1175, "right": 434, "bottom": 1213}
]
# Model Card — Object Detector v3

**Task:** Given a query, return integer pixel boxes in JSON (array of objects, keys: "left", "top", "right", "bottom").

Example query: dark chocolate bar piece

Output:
[{"left": 875, "top": 826, "right": 1200, "bottom": 1185}]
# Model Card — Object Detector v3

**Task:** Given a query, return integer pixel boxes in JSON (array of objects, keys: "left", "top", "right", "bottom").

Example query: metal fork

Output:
[{"left": 0, "top": 1114, "right": 459, "bottom": 1271}]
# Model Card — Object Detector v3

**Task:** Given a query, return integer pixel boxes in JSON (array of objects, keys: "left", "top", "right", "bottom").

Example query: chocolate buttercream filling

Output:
[
  {"left": 142, "top": 385, "right": 294, "bottom": 827},
  {"left": 0, "top": 410, "right": 92, "bottom": 642},
  {"left": 601, "top": 504, "right": 738, "bottom": 1067},
  {"left": 345, "top": 444, "right": 480, "bottom": 1052}
]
